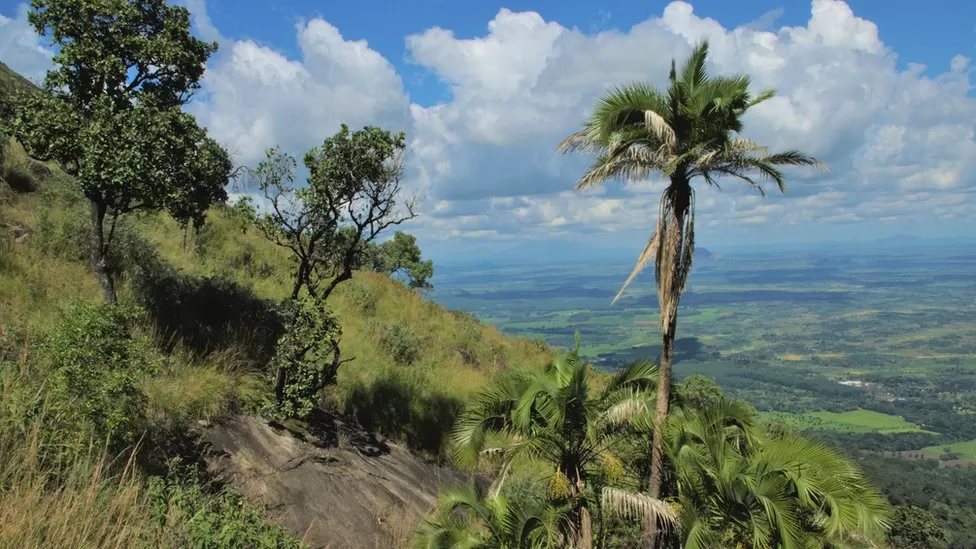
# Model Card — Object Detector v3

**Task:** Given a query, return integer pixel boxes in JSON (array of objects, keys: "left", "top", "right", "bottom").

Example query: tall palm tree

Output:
[
  {"left": 559, "top": 40, "right": 824, "bottom": 497},
  {"left": 450, "top": 343, "right": 677, "bottom": 548},
  {"left": 660, "top": 400, "right": 891, "bottom": 548}
]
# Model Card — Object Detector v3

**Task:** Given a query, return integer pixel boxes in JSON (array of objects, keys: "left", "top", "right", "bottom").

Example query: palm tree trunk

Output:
[
  {"left": 649, "top": 328, "right": 673, "bottom": 499},
  {"left": 580, "top": 506, "right": 593, "bottom": 549}
]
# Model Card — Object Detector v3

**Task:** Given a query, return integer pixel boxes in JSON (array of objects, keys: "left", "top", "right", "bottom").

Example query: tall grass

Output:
[{"left": 0, "top": 401, "right": 149, "bottom": 548}]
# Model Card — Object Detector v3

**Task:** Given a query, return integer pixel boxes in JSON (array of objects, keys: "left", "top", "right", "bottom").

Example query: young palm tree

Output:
[
  {"left": 559, "top": 40, "right": 824, "bottom": 497},
  {"left": 450, "top": 343, "right": 677, "bottom": 548},
  {"left": 413, "top": 485, "right": 571, "bottom": 549},
  {"left": 660, "top": 400, "right": 890, "bottom": 548}
]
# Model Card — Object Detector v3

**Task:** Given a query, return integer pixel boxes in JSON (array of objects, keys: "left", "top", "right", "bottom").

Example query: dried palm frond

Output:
[
  {"left": 601, "top": 487, "right": 679, "bottom": 531},
  {"left": 612, "top": 222, "right": 661, "bottom": 304}
]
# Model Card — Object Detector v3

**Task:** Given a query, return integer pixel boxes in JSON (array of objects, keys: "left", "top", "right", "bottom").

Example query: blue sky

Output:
[{"left": 2, "top": 1, "right": 975, "bottom": 264}]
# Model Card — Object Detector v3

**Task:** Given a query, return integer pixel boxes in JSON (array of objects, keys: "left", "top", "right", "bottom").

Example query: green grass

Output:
[
  {"left": 763, "top": 409, "right": 931, "bottom": 434},
  {"left": 920, "top": 439, "right": 976, "bottom": 462}
]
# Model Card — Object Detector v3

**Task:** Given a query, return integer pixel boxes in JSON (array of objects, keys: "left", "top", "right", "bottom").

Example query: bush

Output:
[
  {"left": 267, "top": 298, "right": 342, "bottom": 419},
  {"left": 340, "top": 280, "right": 377, "bottom": 315},
  {"left": 374, "top": 322, "right": 421, "bottom": 366},
  {"left": 147, "top": 459, "right": 303, "bottom": 548},
  {"left": 40, "top": 301, "right": 154, "bottom": 451}
]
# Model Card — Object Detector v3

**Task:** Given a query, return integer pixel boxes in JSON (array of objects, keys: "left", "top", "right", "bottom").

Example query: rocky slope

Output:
[{"left": 200, "top": 413, "right": 467, "bottom": 548}]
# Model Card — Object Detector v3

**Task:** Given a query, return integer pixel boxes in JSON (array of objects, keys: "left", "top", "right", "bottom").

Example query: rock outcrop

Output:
[{"left": 199, "top": 414, "right": 466, "bottom": 549}]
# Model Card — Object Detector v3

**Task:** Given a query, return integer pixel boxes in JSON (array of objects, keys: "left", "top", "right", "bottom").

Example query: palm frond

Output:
[
  {"left": 601, "top": 487, "right": 679, "bottom": 531},
  {"left": 612, "top": 221, "right": 661, "bottom": 303}
]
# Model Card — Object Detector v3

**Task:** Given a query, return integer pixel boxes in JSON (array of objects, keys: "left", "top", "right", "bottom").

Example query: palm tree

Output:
[
  {"left": 559, "top": 40, "right": 824, "bottom": 497},
  {"left": 413, "top": 485, "right": 571, "bottom": 548},
  {"left": 450, "top": 343, "right": 677, "bottom": 548},
  {"left": 659, "top": 400, "right": 890, "bottom": 548}
]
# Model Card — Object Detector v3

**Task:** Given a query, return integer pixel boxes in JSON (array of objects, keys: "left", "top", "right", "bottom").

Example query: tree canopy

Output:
[
  {"left": 9, "top": 0, "right": 228, "bottom": 302},
  {"left": 254, "top": 125, "right": 416, "bottom": 301}
]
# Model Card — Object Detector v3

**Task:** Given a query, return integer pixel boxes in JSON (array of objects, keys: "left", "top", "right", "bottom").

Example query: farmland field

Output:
[
  {"left": 761, "top": 409, "right": 931, "bottom": 434},
  {"left": 431, "top": 241, "right": 976, "bottom": 449}
]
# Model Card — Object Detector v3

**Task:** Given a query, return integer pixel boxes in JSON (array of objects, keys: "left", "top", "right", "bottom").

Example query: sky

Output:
[{"left": 2, "top": 0, "right": 975, "bottom": 264}]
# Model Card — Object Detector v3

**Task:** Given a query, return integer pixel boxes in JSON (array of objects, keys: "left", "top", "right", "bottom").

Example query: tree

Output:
[
  {"left": 451, "top": 343, "right": 677, "bottom": 548},
  {"left": 653, "top": 399, "right": 890, "bottom": 548},
  {"left": 254, "top": 125, "right": 417, "bottom": 301},
  {"left": 559, "top": 40, "right": 824, "bottom": 497},
  {"left": 675, "top": 374, "right": 725, "bottom": 410},
  {"left": 369, "top": 231, "right": 434, "bottom": 289},
  {"left": 167, "top": 136, "right": 234, "bottom": 247},
  {"left": 886, "top": 506, "right": 947, "bottom": 549},
  {"left": 9, "top": 0, "right": 225, "bottom": 302},
  {"left": 414, "top": 486, "right": 571, "bottom": 549}
]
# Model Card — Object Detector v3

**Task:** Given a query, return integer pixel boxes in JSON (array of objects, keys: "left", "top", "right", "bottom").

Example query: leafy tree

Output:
[
  {"left": 167, "top": 136, "right": 234, "bottom": 247},
  {"left": 267, "top": 297, "right": 347, "bottom": 418},
  {"left": 414, "top": 485, "right": 571, "bottom": 549},
  {"left": 886, "top": 505, "right": 947, "bottom": 549},
  {"left": 559, "top": 40, "right": 824, "bottom": 496},
  {"left": 675, "top": 374, "right": 725, "bottom": 410},
  {"left": 451, "top": 343, "right": 677, "bottom": 548},
  {"left": 9, "top": 0, "right": 227, "bottom": 302},
  {"left": 254, "top": 125, "right": 417, "bottom": 300},
  {"left": 376, "top": 231, "right": 434, "bottom": 289}
]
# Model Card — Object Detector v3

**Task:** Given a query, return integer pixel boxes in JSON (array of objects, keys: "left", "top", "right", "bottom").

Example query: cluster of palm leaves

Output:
[{"left": 414, "top": 345, "right": 889, "bottom": 548}]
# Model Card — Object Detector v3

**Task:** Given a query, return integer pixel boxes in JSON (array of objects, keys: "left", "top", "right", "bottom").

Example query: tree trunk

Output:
[
  {"left": 648, "top": 328, "right": 673, "bottom": 499},
  {"left": 89, "top": 200, "right": 117, "bottom": 303},
  {"left": 579, "top": 506, "right": 593, "bottom": 549},
  {"left": 290, "top": 258, "right": 309, "bottom": 300}
]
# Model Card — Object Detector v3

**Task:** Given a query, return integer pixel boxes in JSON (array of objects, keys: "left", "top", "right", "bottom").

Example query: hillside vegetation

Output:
[{"left": 0, "top": 126, "right": 548, "bottom": 546}]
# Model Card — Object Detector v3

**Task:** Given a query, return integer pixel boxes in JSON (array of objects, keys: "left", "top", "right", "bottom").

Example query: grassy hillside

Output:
[
  {"left": 1, "top": 75, "right": 548, "bottom": 544},
  {"left": 1, "top": 140, "right": 550, "bottom": 450}
]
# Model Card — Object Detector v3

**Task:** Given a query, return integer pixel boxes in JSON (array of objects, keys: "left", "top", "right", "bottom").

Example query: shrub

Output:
[
  {"left": 32, "top": 206, "right": 89, "bottom": 261},
  {"left": 40, "top": 301, "right": 154, "bottom": 451},
  {"left": 375, "top": 322, "right": 421, "bottom": 366},
  {"left": 341, "top": 281, "right": 377, "bottom": 315},
  {"left": 267, "top": 298, "right": 343, "bottom": 419},
  {"left": 147, "top": 459, "right": 303, "bottom": 548}
]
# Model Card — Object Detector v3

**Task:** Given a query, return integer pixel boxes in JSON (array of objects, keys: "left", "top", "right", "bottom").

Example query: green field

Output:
[
  {"left": 761, "top": 409, "right": 931, "bottom": 434},
  {"left": 921, "top": 439, "right": 976, "bottom": 462}
]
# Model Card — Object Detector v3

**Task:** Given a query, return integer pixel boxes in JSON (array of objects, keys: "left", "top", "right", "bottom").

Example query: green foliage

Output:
[
  {"left": 268, "top": 298, "right": 342, "bottom": 419},
  {"left": 370, "top": 231, "right": 434, "bottom": 289},
  {"left": 450, "top": 345, "right": 673, "bottom": 545},
  {"left": 375, "top": 322, "right": 422, "bottom": 365},
  {"left": 676, "top": 373, "right": 725, "bottom": 410},
  {"left": 228, "top": 195, "right": 259, "bottom": 233},
  {"left": 886, "top": 505, "right": 947, "bottom": 549},
  {"left": 340, "top": 280, "right": 378, "bottom": 315},
  {"left": 147, "top": 459, "right": 303, "bottom": 548},
  {"left": 660, "top": 401, "right": 891, "bottom": 548},
  {"left": 414, "top": 485, "right": 570, "bottom": 549},
  {"left": 9, "top": 0, "right": 227, "bottom": 301},
  {"left": 40, "top": 301, "right": 155, "bottom": 450},
  {"left": 253, "top": 125, "right": 414, "bottom": 300}
]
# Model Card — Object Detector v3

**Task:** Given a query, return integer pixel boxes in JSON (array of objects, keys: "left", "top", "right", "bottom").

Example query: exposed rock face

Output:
[{"left": 199, "top": 414, "right": 466, "bottom": 549}]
